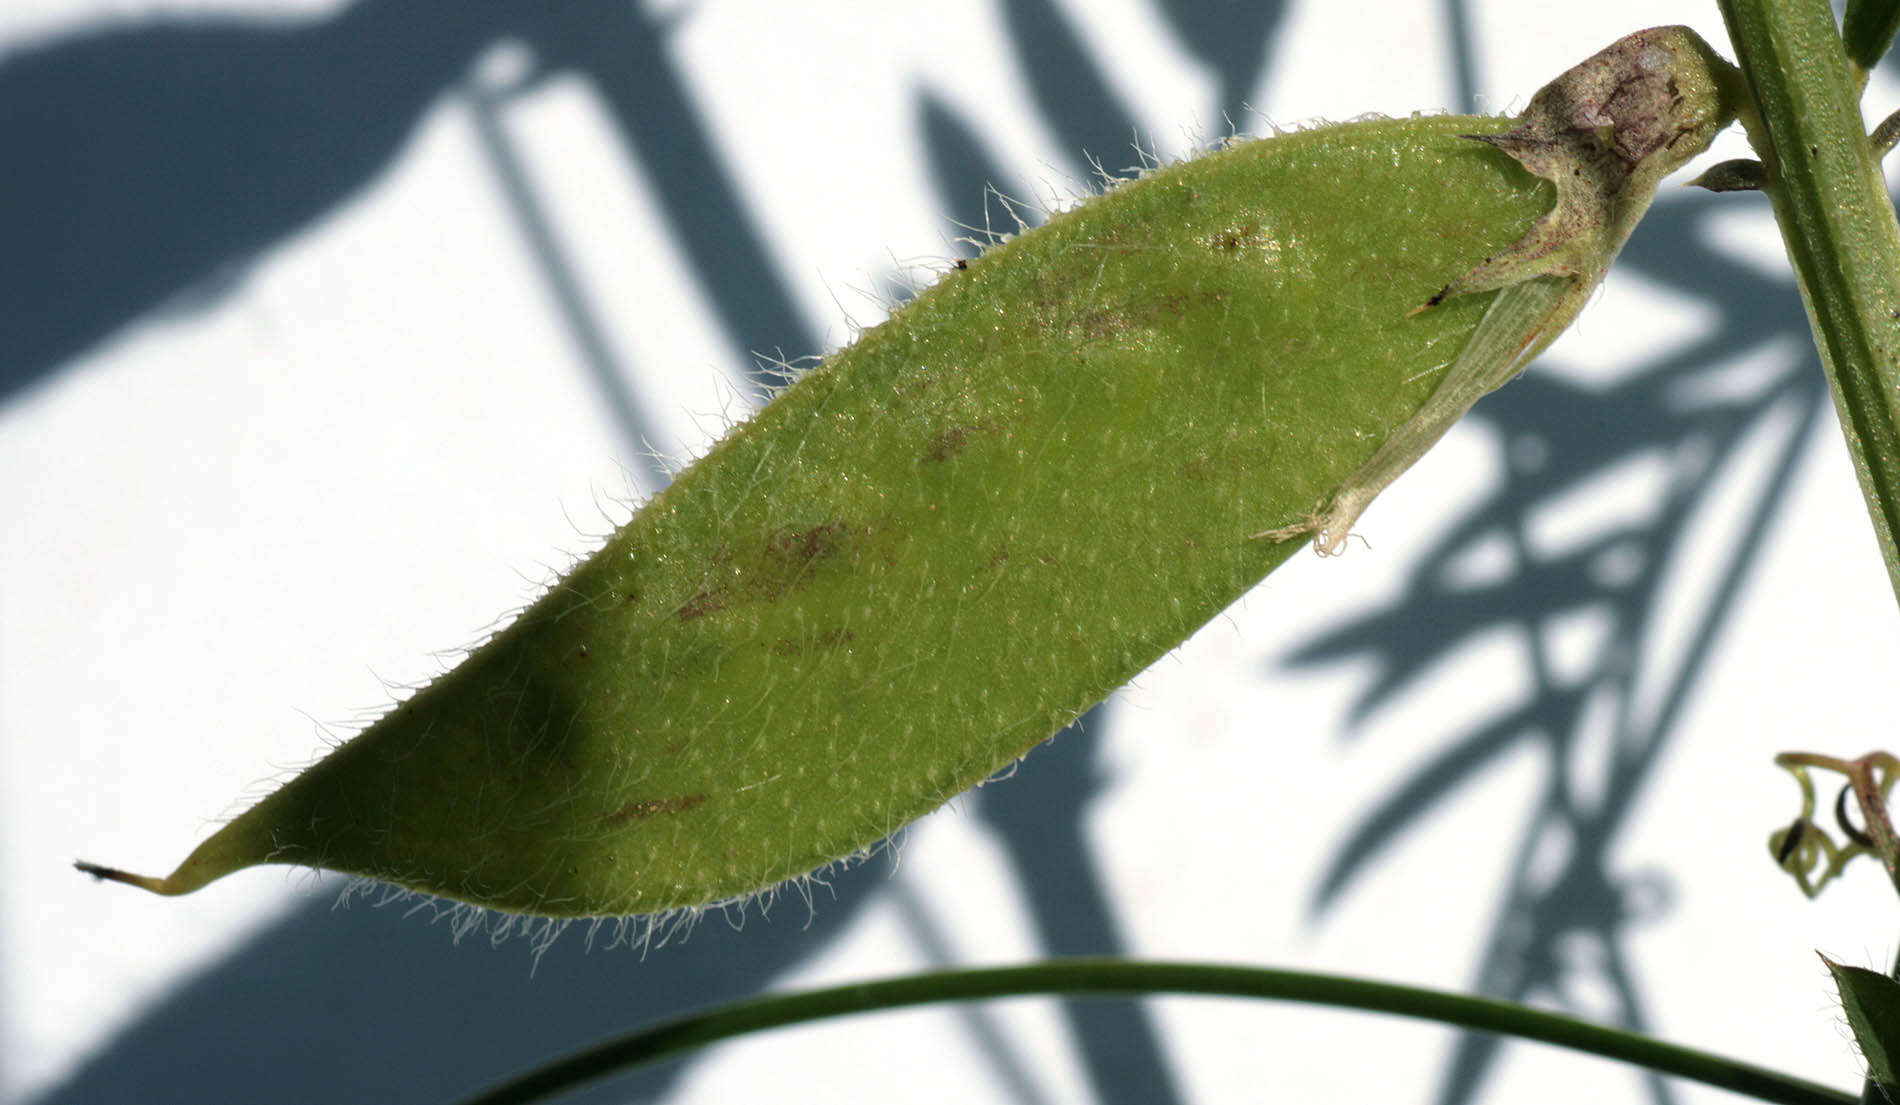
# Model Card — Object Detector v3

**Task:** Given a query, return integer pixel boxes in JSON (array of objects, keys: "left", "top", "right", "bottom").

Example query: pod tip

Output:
[{"left": 74, "top": 859, "right": 173, "bottom": 895}]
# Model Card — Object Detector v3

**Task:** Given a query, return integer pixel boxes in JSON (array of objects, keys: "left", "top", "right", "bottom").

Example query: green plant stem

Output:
[
  {"left": 453, "top": 959, "right": 1852, "bottom": 1105},
  {"left": 1717, "top": 0, "right": 1900, "bottom": 611}
]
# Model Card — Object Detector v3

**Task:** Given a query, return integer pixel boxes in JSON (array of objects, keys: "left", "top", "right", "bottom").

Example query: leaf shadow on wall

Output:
[
  {"left": 0, "top": 0, "right": 813, "bottom": 417},
  {"left": 1285, "top": 192, "right": 1822, "bottom": 1105},
  {"left": 18, "top": 1, "right": 1292, "bottom": 1103}
]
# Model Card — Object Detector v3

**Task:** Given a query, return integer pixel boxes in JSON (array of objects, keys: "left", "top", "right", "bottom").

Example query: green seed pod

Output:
[{"left": 80, "top": 26, "right": 1742, "bottom": 919}]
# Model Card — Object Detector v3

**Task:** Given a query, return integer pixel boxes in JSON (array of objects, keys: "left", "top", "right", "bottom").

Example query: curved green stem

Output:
[
  {"left": 1717, "top": 0, "right": 1900, "bottom": 610},
  {"left": 453, "top": 959, "right": 1853, "bottom": 1105}
]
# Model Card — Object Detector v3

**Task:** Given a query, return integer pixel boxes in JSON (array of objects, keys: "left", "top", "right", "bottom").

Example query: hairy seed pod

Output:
[{"left": 81, "top": 27, "right": 1741, "bottom": 918}]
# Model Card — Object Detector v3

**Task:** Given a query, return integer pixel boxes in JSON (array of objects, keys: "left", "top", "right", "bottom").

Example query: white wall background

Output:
[{"left": 4, "top": 1, "right": 1898, "bottom": 1102}]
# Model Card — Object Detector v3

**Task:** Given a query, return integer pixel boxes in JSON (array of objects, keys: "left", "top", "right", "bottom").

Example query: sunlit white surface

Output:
[{"left": 5, "top": 2, "right": 1895, "bottom": 1102}]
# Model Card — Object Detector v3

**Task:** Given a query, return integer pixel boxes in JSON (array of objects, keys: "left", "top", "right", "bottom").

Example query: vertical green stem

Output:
[{"left": 1717, "top": 0, "right": 1900, "bottom": 610}]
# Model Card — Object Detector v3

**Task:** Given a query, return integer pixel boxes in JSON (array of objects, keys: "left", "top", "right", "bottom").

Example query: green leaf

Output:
[
  {"left": 78, "top": 27, "right": 1741, "bottom": 920},
  {"left": 1843, "top": 0, "right": 1900, "bottom": 75},
  {"left": 1826, "top": 955, "right": 1900, "bottom": 1099}
]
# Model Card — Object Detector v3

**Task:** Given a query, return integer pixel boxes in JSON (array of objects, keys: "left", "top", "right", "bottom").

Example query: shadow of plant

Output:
[
  {"left": 1287, "top": 191, "right": 1821, "bottom": 1105},
  {"left": 13, "top": 2, "right": 1285, "bottom": 1103},
  {"left": 10, "top": 1, "right": 1808, "bottom": 1103}
]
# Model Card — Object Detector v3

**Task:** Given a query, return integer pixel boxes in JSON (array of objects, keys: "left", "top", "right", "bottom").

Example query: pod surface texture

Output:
[
  {"left": 102, "top": 23, "right": 1746, "bottom": 917},
  {"left": 192, "top": 115, "right": 1544, "bottom": 916}
]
